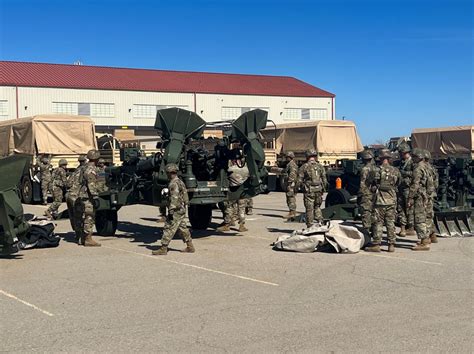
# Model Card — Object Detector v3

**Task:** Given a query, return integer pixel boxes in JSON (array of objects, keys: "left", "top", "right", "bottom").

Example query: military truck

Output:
[{"left": 0, "top": 115, "right": 97, "bottom": 203}]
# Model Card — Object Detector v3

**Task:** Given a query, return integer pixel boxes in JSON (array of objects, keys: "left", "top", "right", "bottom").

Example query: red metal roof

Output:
[{"left": 0, "top": 61, "right": 335, "bottom": 98}]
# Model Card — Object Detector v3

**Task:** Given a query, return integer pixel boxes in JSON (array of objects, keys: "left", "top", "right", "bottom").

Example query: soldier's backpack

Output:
[{"left": 307, "top": 162, "right": 323, "bottom": 192}]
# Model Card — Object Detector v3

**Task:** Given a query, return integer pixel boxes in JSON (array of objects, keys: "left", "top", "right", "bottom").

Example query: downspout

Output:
[
  {"left": 331, "top": 97, "right": 335, "bottom": 120},
  {"left": 193, "top": 92, "right": 197, "bottom": 113},
  {"left": 15, "top": 86, "right": 19, "bottom": 118}
]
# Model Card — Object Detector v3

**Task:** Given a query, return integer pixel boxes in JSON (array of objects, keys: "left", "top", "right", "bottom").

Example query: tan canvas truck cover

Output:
[
  {"left": 411, "top": 125, "right": 474, "bottom": 159},
  {"left": 0, "top": 114, "right": 97, "bottom": 157},
  {"left": 262, "top": 120, "right": 363, "bottom": 155}
]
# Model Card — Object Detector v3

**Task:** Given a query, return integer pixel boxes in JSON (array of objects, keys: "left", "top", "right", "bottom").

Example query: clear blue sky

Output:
[{"left": 0, "top": 0, "right": 472, "bottom": 144}]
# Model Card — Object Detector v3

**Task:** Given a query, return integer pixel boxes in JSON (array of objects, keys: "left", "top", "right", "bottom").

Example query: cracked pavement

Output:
[{"left": 1, "top": 193, "right": 472, "bottom": 352}]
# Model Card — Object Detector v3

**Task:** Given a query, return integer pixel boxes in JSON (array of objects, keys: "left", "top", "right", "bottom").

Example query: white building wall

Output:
[{"left": 0, "top": 86, "right": 334, "bottom": 126}]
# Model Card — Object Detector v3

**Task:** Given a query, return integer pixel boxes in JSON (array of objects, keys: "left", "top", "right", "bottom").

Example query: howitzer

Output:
[
  {"left": 0, "top": 155, "right": 31, "bottom": 255},
  {"left": 94, "top": 108, "right": 269, "bottom": 235}
]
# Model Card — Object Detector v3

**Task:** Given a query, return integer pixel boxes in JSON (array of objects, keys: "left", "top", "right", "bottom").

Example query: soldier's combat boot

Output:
[
  {"left": 406, "top": 227, "right": 416, "bottom": 236},
  {"left": 398, "top": 225, "right": 406, "bottom": 237},
  {"left": 387, "top": 244, "right": 395, "bottom": 253},
  {"left": 182, "top": 241, "right": 195, "bottom": 253},
  {"left": 84, "top": 234, "right": 101, "bottom": 247},
  {"left": 217, "top": 224, "right": 231, "bottom": 232},
  {"left": 152, "top": 245, "right": 168, "bottom": 255},
  {"left": 44, "top": 209, "right": 52, "bottom": 219},
  {"left": 238, "top": 223, "right": 248, "bottom": 232},
  {"left": 429, "top": 232, "right": 438, "bottom": 243},
  {"left": 365, "top": 243, "right": 381, "bottom": 252},
  {"left": 246, "top": 208, "right": 253, "bottom": 216},
  {"left": 412, "top": 238, "right": 430, "bottom": 251},
  {"left": 285, "top": 211, "right": 297, "bottom": 220}
]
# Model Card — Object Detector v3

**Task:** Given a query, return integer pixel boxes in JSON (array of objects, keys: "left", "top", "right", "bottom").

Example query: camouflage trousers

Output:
[
  {"left": 161, "top": 210, "right": 192, "bottom": 246},
  {"left": 41, "top": 178, "right": 51, "bottom": 203},
  {"left": 425, "top": 197, "right": 435, "bottom": 235},
  {"left": 286, "top": 186, "right": 297, "bottom": 212},
  {"left": 359, "top": 193, "right": 374, "bottom": 231},
  {"left": 397, "top": 188, "right": 414, "bottom": 227},
  {"left": 372, "top": 204, "right": 397, "bottom": 244},
  {"left": 47, "top": 186, "right": 64, "bottom": 216},
  {"left": 224, "top": 200, "right": 246, "bottom": 225},
  {"left": 245, "top": 198, "right": 253, "bottom": 213},
  {"left": 74, "top": 198, "right": 96, "bottom": 236},
  {"left": 303, "top": 191, "right": 323, "bottom": 227},
  {"left": 66, "top": 194, "right": 81, "bottom": 236},
  {"left": 413, "top": 196, "right": 428, "bottom": 240}
]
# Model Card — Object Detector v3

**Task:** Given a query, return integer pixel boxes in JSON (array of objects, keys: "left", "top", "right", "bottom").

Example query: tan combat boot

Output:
[
  {"left": 429, "top": 232, "right": 438, "bottom": 243},
  {"left": 387, "top": 244, "right": 395, "bottom": 253},
  {"left": 182, "top": 241, "right": 195, "bottom": 253},
  {"left": 217, "top": 224, "right": 231, "bottom": 232},
  {"left": 84, "top": 234, "right": 101, "bottom": 247},
  {"left": 406, "top": 227, "right": 416, "bottom": 236},
  {"left": 365, "top": 243, "right": 381, "bottom": 252},
  {"left": 398, "top": 225, "right": 406, "bottom": 237},
  {"left": 285, "top": 211, "right": 297, "bottom": 220},
  {"left": 238, "top": 223, "right": 248, "bottom": 232},
  {"left": 412, "top": 238, "right": 430, "bottom": 251},
  {"left": 152, "top": 246, "right": 168, "bottom": 255}
]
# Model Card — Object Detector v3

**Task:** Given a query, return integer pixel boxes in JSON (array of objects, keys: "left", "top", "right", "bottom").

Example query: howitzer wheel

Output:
[
  {"left": 325, "top": 188, "right": 352, "bottom": 208},
  {"left": 21, "top": 176, "right": 33, "bottom": 204},
  {"left": 188, "top": 204, "right": 212, "bottom": 230},
  {"left": 95, "top": 210, "right": 118, "bottom": 236}
]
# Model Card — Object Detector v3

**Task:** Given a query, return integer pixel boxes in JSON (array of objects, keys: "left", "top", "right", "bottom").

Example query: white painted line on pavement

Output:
[
  {"left": 358, "top": 252, "right": 443, "bottom": 266},
  {"left": 103, "top": 245, "right": 279, "bottom": 287},
  {"left": 0, "top": 289, "right": 54, "bottom": 317}
]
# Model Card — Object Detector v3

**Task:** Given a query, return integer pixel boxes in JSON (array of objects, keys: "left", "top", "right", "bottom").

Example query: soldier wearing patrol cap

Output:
[
  {"left": 365, "top": 149, "right": 401, "bottom": 252},
  {"left": 65, "top": 155, "right": 88, "bottom": 242},
  {"left": 75, "top": 149, "right": 102, "bottom": 247},
  {"left": 397, "top": 143, "right": 415, "bottom": 237},
  {"left": 45, "top": 159, "right": 68, "bottom": 219},
  {"left": 298, "top": 149, "right": 327, "bottom": 228},
  {"left": 39, "top": 156, "right": 53, "bottom": 205},
  {"left": 423, "top": 149, "right": 439, "bottom": 244},
  {"left": 358, "top": 149, "right": 376, "bottom": 235},
  {"left": 284, "top": 151, "right": 298, "bottom": 219},
  {"left": 152, "top": 163, "right": 195, "bottom": 255}
]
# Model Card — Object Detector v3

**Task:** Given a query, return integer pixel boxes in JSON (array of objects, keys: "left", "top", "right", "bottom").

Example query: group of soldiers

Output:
[
  {"left": 283, "top": 144, "right": 438, "bottom": 252},
  {"left": 40, "top": 151, "right": 107, "bottom": 247}
]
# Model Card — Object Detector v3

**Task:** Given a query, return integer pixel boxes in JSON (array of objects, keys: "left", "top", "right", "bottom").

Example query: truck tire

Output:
[
  {"left": 325, "top": 189, "right": 352, "bottom": 208},
  {"left": 21, "top": 176, "right": 33, "bottom": 204},
  {"left": 188, "top": 204, "right": 212, "bottom": 230},
  {"left": 95, "top": 210, "right": 118, "bottom": 236}
]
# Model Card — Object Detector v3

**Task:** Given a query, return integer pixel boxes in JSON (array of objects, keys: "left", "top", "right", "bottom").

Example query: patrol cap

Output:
[
  {"left": 78, "top": 155, "right": 87, "bottom": 162},
  {"left": 165, "top": 163, "right": 178, "bottom": 173},
  {"left": 40, "top": 157, "right": 49, "bottom": 163},
  {"left": 411, "top": 148, "right": 424, "bottom": 159},
  {"left": 378, "top": 149, "right": 392, "bottom": 159},
  {"left": 87, "top": 149, "right": 101, "bottom": 160},
  {"left": 398, "top": 143, "right": 411, "bottom": 153},
  {"left": 360, "top": 150, "right": 373, "bottom": 160},
  {"left": 58, "top": 159, "right": 68, "bottom": 166},
  {"left": 286, "top": 151, "right": 295, "bottom": 159},
  {"left": 305, "top": 149, "right": 317, "bottom": 158}
]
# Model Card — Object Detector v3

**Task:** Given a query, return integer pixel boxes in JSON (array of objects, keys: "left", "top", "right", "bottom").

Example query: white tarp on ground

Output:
[{"left": 272, "top": 220, "right": 368, "bottom": 253}]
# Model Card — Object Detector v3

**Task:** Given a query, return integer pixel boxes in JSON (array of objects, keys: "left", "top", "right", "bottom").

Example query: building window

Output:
[
  {"left": 283, "top": 108, "right": 328, "bottom": 120},
  {"left": 283, "top": 108, "right": 301, "bottom": 120},
  {"left": 0, "top": 100, "right": 8, "bottom": 116},
  {"left": 91, "top": 103, "right": 115, "bottom": 117},
  {"left": 52, "top": 102, "right": 79, "bottom": 115},
  {"left": 133, "top": 104, "right": 189, "bottom": 119},
  {"left": 222, "top": 107, "right": 269, "bottom": 120},
  {"left": 310, "top": 108, "right": 328, "bottom": 119}
]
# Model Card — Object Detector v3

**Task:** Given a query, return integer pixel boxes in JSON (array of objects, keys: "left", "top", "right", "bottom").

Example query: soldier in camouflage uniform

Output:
[
  {"left": 39, "top": 156, "right": 53, "bottom": 205},
  {"left": 397, "top": 143, "right": 415, "bottom": 237},
  {"left": 45, "top": 159, "right": 68, "bottom": 219},
  {"left": 423, "top": 149, "right": 439, "bottom": 243},
  {"left": 97, "top": 158, "right": 106, "bottom": 172},
  {"left": 298, "top": 149, "right": 327, "bottom": 228},
  {"left": 75, "top": 150, "right": 102, "bottom": 247},
  {"left": 284, "top": 151, "right": 299, "bottom": 220},
  {"left": 66, "top": 155, "right": 87, "bottom": 242},
  {"left": 408, "top": 148, "right": 433, "bottom": 251},
  {"left": 365, "top": 149, "right": 401, "bottom": 252},
  {"left": 358, "top": 150, "right": 376, "bottom": 234},
  {"left": 152, "top": 163, "right": 195, "bottom": 255}
]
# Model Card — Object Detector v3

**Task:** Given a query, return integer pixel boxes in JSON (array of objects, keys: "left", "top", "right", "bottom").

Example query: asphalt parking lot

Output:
[{"left": 1, "top": 193, "right": 473, "bottom": 352}]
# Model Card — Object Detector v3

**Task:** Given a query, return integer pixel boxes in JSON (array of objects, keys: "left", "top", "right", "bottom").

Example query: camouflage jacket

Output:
[
  {"left": 284, "top": 160, "right": 298, "bottom": 186},
  {"left": 374, "top": 164, "right": 400, "bottom": 206},
  {"left": 51, "top": 167, "right": 68, "bottom": 189},
  {"left": 408, "top": 161, "right": 432, "bottom": 201},
  {"left": 39, "top": 162, "right": 53, "bottom": 181},
  {"left": 298, "top": 160, "right": 327, "bottom": 193},
  {"left": 398, "top": 157, "right": 414, "bottom": 190},
  {"left": 79, "top": 163, "right": 100, "bottom": 199},
  {"left": 167, "top": 177, "right": 189, "bottom": 214},
  {"left": 426, "top": 163, "right": 439, "bottom": 198},
  {"left": 66, "top": 165, "right": 86, "bottom": 198},
  {"left": 359, "top": 161, "right": 376, "bottom": 197}
]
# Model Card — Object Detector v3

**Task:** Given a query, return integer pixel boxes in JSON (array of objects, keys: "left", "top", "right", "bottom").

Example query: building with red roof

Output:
[{"left": 0, "top": 61, "right": 335, "bottom": 134}]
